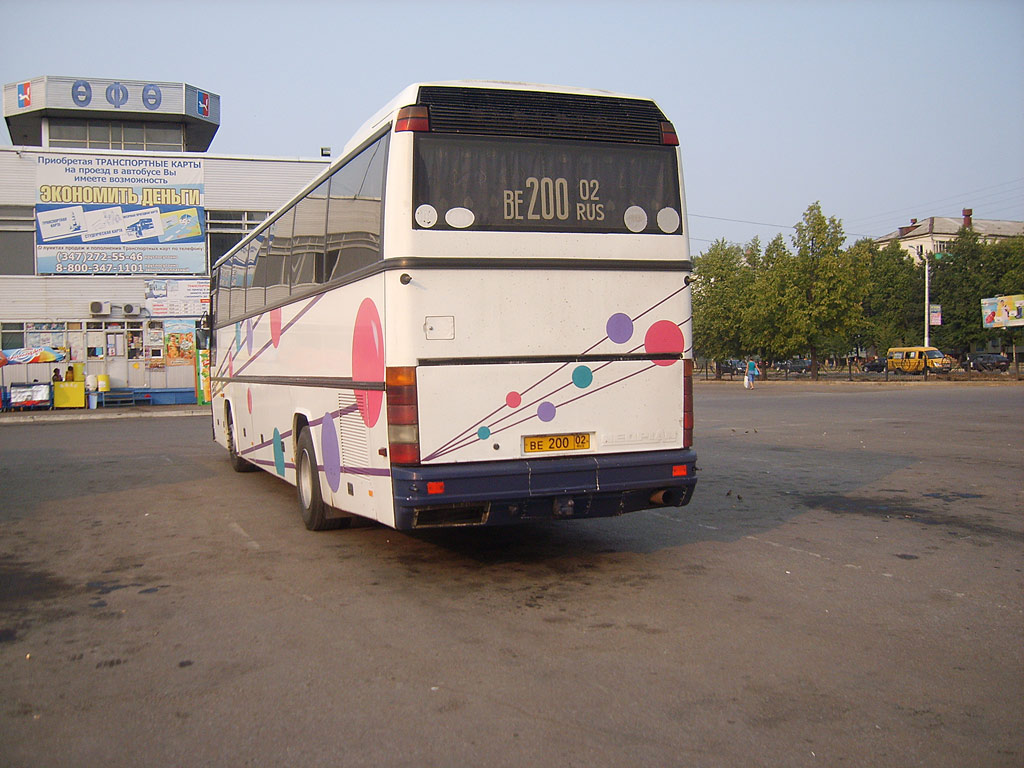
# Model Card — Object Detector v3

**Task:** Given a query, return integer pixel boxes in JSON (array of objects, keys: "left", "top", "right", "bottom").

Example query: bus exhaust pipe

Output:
[
  {"left": 553, "top": 497, "right": 575, "bottom": 517},
  {"left": 650, "top": 488, "right": 682, "bottom": 507}
]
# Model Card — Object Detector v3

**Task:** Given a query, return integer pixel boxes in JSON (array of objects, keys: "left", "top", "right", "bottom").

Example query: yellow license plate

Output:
[{"left": 523, "top": 432, "right": 591, "bottom": 454}]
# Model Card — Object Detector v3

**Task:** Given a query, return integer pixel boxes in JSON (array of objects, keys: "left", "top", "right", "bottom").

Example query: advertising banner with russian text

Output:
[
  {"left": 34, "top": 153, "right": 206, "bottom": 275},
  {"left": 145, "top": 279, "right": 210, "bottom": 317}
]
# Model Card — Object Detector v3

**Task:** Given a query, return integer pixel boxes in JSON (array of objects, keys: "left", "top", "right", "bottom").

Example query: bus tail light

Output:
[
  {"left": 660, "top": 121, "right": 679, "bottom": 146},
  {"left": 683, "top": 358, "right": 694, "bottom": 447},
  {"left": 396, "top": 105, "right": 430, "bottom": 132},
  {"left": 387, "top": 366, "right": 420, "bottom": 464}
]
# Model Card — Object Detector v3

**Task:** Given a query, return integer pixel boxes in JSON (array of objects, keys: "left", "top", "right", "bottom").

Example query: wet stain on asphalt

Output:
[
  {"left": 86, "top": 580, "right": 146, "bottom": 595},
  {"left": 0, "top": 556, "right": 76, "bottom": 609},
  {"left": 0, "top": 556, "right": 79, "bottom": 642},
  {"left": 801, "top": 494, "right": 1024, "bottom": 543},
  {"left": 922, "top": 492, "right": 984, "bottom": 502}
]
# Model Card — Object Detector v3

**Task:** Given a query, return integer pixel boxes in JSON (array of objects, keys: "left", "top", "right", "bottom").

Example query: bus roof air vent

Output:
[{"left": 417, "top": 86, "right": 669, "bottom": 145}]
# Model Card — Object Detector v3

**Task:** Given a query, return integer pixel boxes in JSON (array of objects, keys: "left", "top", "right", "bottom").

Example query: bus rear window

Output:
[{"left": 412, "top": 135, "right": 681, "bottom": 235}]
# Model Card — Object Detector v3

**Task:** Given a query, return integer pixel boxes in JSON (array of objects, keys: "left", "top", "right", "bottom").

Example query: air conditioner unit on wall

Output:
[
  {"left": 123, "top": 303, "right": 141, "bottom": 316},
  {"left": 90, "top": 300, "right": 111, "bottom": 315}
]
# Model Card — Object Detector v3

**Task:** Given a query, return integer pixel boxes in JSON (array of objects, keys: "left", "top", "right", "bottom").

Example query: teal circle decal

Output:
[
  {"left": 572, "top": 365, "right": 593, "bottom": 388},
  {"left": 273, "top": 428, "right": 285, "bottom": 476}
]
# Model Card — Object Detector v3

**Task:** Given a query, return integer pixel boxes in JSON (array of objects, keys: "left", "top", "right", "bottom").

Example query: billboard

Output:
[
  {"left": 34, "top": 153, "right": 206, "bottom": 275},
  {"left": 981, "top": 295, "right": 1024, "bottom": 328},
  {"left": 145, "top": 279, "right": 210, "bottom": 317}
]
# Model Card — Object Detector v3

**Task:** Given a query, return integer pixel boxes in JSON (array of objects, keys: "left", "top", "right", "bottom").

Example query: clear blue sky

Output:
[{"left": 2, "top": 0, "right": 1022, "bottom": 251}]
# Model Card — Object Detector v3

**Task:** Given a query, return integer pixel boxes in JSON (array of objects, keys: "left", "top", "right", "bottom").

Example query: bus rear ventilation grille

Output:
[
  {"left": 413, "top": 503, "right": 489, "bottom": 528},
  {"left": 418, "top": 86, "right": 667, "bottom": 144}
]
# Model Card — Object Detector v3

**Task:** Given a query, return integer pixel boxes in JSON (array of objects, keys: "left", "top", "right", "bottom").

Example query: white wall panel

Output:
[
  {"left": 203, "top": 157, "right": 327, "bottom": 210},
  {"left": 0, "top": 276, "right": 149, "bottom": 322},
  {"left": 0, "top": 150, "right": 38, "bottom": 203}
]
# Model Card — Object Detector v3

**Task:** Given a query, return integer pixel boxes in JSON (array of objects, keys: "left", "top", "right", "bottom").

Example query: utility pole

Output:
[
  {"left": 922, "top": 247, "right": 931, "bottom": 347},
  {"left": 920, "top": 247, "right": 947, "bottom": 348}
]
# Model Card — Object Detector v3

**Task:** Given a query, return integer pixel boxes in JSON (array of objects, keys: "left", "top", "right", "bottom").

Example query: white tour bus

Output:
[{"left": 210, "top": 81, "right": 697, "bottom": 531}]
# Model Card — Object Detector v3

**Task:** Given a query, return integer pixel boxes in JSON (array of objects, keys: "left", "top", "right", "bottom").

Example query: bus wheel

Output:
[
  {"left": 296, "top": 427, "right": 333, "bottom": 531},
  {"left": 227, "top": 405, "right": 256, "bottom": 473}
]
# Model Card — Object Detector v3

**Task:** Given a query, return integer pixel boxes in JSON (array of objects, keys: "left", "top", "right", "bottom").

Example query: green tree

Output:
[
  {"left": 742, "top": 233, "right": 805, "bottom": 361},
  {"left": 692, "top": 239, "right": 751, "bottom": 373},
  {"left": 787, "top": 202, "right": 866, "bottom": 378},
  {"left": 931, "top": 232, "right": 1024, "bottom": 354},
  {"left": 861, "top": 238, "right": 920, "bottom": 353}
]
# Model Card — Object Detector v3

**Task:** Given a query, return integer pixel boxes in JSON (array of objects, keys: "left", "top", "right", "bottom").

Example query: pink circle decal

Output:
[
  {"left": 506, "top": 391, "right": 522, "bottom": 409},
  {"left": 645, "top": 321, "right": 684, "bottom": 366},
  {"left": 352, "top": 298, "right": 385, "bottom": 427},
  {"left": 247, "top": 388, "right": 253, "bottom": 414},
  {"left": 270, "top": 308, "right": 282, "bottom": 348}
]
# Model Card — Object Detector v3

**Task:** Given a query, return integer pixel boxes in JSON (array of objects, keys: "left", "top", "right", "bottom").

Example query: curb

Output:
[{"left": 0, "top": 405, "right": 209, "bottom": 425}]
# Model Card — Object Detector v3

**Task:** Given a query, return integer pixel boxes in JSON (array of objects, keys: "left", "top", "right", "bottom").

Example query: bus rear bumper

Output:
[{"left": 391, "top": 448, "right": 697, "bottom": 530}]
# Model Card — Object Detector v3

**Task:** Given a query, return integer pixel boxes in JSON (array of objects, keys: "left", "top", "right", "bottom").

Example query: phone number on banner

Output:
[
  {"left": 49, "top": 250, "right": 144, "bottom": 273},
  {"left": 38, "top": 245, "right": 205, "bottom": 275}
]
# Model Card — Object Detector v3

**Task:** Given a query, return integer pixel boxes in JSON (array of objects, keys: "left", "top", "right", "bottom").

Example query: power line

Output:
[
  {"left": 689, "top": 213, "right": 874, "bottom": 240},
  {"left": 689, "top": 213, "right": 795, "bottom": 230},
  {"left": 845, "top": 178, "right": 1024, "bottom": 228},
  {"left": 688, "top": 178, "right": 1024, "bottom": 250}
]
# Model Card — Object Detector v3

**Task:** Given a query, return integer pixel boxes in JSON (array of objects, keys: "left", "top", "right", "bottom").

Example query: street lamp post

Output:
[
  {"left": 923, "top": 248, "right": 931, "bottom": 347},
  {"left": 919, "top": 247, "right": 947, "bottom": 348}
]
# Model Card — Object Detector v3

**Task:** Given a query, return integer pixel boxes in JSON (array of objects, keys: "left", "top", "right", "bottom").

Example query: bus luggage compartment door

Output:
[{"left": 414, "top": 359, "right": 685, "bottom": 465}]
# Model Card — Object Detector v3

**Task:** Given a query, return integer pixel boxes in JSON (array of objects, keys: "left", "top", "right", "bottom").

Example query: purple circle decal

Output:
[
  {"left": 320, "top": 412, "right": 341, "bottom": 493},
  {"left": 538, "top": 402, "right": 556, "bottom": 422},
  {"left": 607, "top": 313, "right": 633, "bottom": 344}
]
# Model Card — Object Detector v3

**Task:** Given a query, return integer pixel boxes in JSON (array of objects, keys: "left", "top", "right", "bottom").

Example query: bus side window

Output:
[
  {"left": 325, "top": 133, "right": 388, "bottom": 283},
  {"left": 291, "top": 178, "right": 329, "bottom": 294},
  {"left": 227, "top": 260, "right": 246, "bottom": 321},
  {"left": 214, "top": 264, "right": 230, "bottom": 323},
  {"left": 245, "top": 235, "right": 267, "bottom": 314},
  {"left": 266, "top": 212, "right": 294, "bottom": 305}
]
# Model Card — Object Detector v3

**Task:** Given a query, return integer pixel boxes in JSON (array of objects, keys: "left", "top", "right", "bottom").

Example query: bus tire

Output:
[
  {"left": 296, "top": 427, "right": 335, "bottom": 531},
  {"left": 227, "top": 405, "right": 257, "bottom": 473}
]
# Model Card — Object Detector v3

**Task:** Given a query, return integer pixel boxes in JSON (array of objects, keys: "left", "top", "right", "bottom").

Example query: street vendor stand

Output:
[
  {"left": 53, "top": 381, "right": 86, "bottom": 408},
  {"left": 9, "top": 383, "right": 52, "bottom": 410}
]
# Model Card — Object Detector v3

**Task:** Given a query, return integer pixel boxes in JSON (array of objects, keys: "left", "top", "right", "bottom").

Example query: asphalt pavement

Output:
[{"left": 1, "top": 381, "right": 1021, "bottom": 767}]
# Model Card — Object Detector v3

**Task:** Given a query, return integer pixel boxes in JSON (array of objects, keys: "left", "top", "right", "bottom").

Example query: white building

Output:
[
  {"left": 876, "top": 208, "right": 1024, "bottom": 261},
  {"left": 1, "top": 76, "right": 326, "bottom": 400}
]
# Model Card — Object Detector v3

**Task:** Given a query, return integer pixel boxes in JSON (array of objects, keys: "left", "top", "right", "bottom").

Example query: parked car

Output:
[
  {"left": 863, "top": 358, "right": 887, "bottom": 373},
  {"left": 962, "top": 353, "right": 1010, "bottom": 372},
  {"left": 719, "top": 359, "right": 745, "bottom": 376},
  {"left": 776, "top": 359, "right": 811, "bottom": 374}
]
